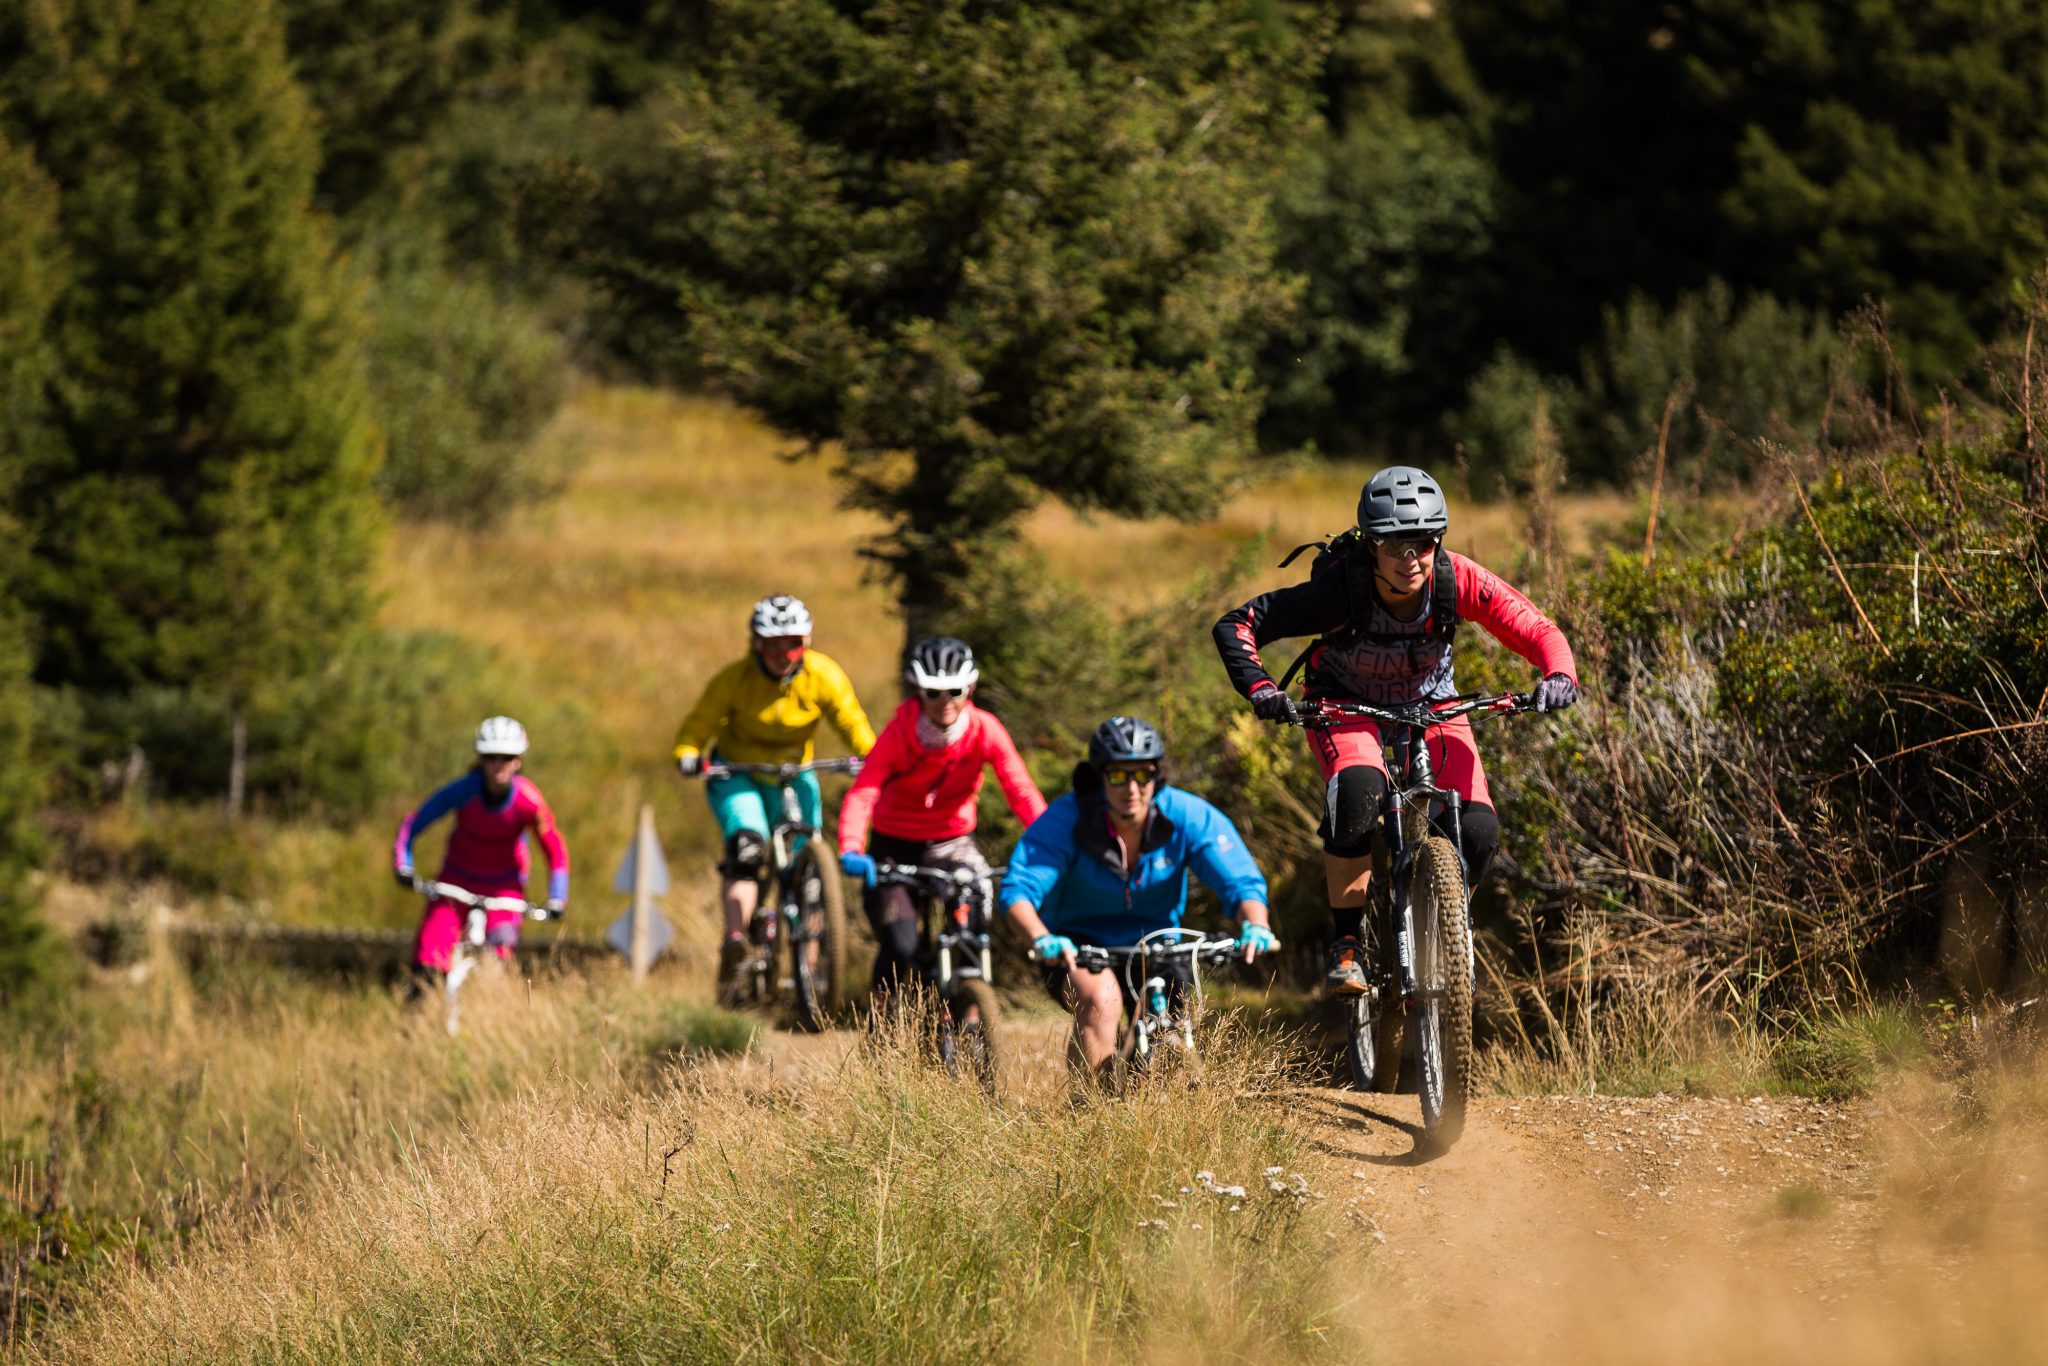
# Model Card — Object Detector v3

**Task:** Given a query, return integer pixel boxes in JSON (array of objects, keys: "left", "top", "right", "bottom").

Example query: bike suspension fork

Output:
[{"left": 1385, "top": 784, "right": 1419, "bottom": 1000}]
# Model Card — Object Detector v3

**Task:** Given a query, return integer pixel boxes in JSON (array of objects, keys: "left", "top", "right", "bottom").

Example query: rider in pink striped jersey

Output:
[{"left": 393, "top": 716, "right": 570, "bottom": 972}]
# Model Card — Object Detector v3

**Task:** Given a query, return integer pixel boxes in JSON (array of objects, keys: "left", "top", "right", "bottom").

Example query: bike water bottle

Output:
[{"left": 1146, "top": 976, "right": 1169, "bottom": 1019}]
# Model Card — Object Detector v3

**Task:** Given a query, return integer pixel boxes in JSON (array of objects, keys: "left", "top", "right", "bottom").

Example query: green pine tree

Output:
[
  {"left": 0, "top": 133, "right": 67, "bottom": 1011},
  {"left": 2, "top": 0, "right": 381, "bottom": 808},
  {"left": 1454, "top": 0, "right": 2048, "bottom": 389},
  {"left": 539, "top": 0, "right": 1313, "bottom": 633}
]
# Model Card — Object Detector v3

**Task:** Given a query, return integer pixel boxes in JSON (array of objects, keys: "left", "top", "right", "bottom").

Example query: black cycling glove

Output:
[
  {"left": 1534, "top": 673, "right": 1579, "bottom": 713},
  {"left": 1249, "top": 683, "right": 1300, "bottom": 725}
]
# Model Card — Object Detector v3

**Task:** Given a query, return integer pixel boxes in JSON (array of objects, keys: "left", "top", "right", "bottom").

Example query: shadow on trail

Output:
[{"left": 1291, "top": 1088, "right": 1441, "bottom": 1167}]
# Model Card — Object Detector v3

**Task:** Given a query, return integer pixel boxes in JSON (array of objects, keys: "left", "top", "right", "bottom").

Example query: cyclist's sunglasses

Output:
[
  {"left": 1101, "top": 764, "right": 1158, "bottom": 787},
  {"left": 1372, "top": 534, "right": 1442, "bottom": 562},
  {"left": 921, "top": 686, "right": 967, "bottom": 700},
  {"left": 757, "top": 636, "right": 806, "bottom": 651}
]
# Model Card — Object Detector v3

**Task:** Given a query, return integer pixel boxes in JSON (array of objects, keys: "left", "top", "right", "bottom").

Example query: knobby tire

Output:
[
  {"left": 1348, "top": 881, "right": 1407, "bottom": 1093},
  {"left": 788, "top": 840, "right": 847, "bottom": 1032},
  {"left": 1409, "top": 835, "right": 1474, "bottom": 1146},
  {"left": 942, "top": 977, "right": 1003, "bottom": 1096},
  {"left": 1346, "top": 996, "right": 1405, "bottom": 1093}
]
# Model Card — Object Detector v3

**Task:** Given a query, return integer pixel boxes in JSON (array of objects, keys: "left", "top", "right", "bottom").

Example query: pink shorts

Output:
[
  {"left": 415, "top": 889, "right": 525, "bottom": 971},
  {"left": 1303, "top": 711, "right": 1491, "bottom": 807}
]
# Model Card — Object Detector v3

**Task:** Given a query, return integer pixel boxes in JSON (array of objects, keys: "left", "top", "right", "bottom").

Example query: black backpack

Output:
[{"left": 1272, "top": 530, "right": 1460, "bottom": 690}]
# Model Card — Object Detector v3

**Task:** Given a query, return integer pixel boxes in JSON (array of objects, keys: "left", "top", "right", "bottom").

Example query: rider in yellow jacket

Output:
[{"left": 674, "top": 594, "right": 876, "bottom": 989}]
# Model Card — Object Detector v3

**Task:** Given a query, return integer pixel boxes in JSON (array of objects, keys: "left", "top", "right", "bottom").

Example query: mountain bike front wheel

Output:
[
  {"left": 940, "top": 978, "right": 1002, "bottom": 1096},
  {"left": 788, "top": 840, "right": 847, "bottom": 1033},
  {"left": 1408, "top": 834, "right": 1474, "bottom": 1146}
]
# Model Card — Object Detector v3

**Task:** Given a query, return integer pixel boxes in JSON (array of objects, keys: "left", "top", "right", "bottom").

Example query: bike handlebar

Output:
[
  {"left": 872, "top": 861, "right": 991, "bottom": 893},
  {"left": 1069, "top": 938, "right": 1243, "bottom": 973},
  {"left": 688, "top": 756, "right": 864, "bottom": 781},
  {"left": 1293, "top": 691, "right": 1534, "bottom": 731},
  {"left": 414, "top": 878, "right": 561, "bottom": 921}
]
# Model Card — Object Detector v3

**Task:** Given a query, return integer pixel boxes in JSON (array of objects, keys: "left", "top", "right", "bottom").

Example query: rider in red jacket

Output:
[
  {"left": 837, "top": 637, "right": 1047, "bottom": 1003},
  {"left": 1214, "top": 466, "right": 1578, "bottom": 996}
]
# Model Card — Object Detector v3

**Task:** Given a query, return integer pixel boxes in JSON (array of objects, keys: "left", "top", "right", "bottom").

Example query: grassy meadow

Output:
[
  {"left": 67, "top": 382, "right": 1637, "bottom": 940},
  {"left": 19, "top": 384, "right": 2048, "bottom": 1362}
]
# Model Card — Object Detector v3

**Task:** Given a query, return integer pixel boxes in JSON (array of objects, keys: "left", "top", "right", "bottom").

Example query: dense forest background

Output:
[{"left": 4, "top": 0, "right": 2048, "bottom": 1015}]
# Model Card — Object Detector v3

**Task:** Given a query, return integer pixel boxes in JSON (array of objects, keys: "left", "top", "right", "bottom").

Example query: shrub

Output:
[
  {"left": 37, "top": 629, "right": 595, "bottom": 826},
  {"left": 365, "top": 259, "right": 576, "bottom": 526},
  {"left": 1578, "top": 281, "right": 1840, "bottom": 485},
  {"left": 1444, "top": 347, "right": 1583, "bottom": 497}
]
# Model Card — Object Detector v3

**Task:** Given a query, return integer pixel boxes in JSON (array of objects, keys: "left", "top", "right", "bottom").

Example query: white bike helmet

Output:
[
  {"left": 749, "top": 594, "right": 813, "bottom": 638},
  {"left": 475, "top": 715, "right": 529, "bottom": 757},
  {"left": 905, "top": 636, "right": 979, "bottom": 691}
]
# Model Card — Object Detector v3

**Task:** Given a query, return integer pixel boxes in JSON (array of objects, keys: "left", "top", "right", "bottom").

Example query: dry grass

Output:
[{"left": 31, "top": 1006, "right": 1351, "bottom": 1363}]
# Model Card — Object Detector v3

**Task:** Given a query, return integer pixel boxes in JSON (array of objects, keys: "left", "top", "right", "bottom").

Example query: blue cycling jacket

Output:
[{"left": 1001, "top": 784, "right": 1268, "bottom": 945}]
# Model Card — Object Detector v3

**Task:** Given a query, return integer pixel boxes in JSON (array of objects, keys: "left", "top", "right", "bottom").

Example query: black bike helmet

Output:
[
  {"left": 1087, "top": 715, "right": 1166, "bottom": 766},
  {"left": 1358, "top": 466, "right": 1450, "bottom": 539},
  {"left": 904, "top": 636, "right": 979, "bottom": 691}
]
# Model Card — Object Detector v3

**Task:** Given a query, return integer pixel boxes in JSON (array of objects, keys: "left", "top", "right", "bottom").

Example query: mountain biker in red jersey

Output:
[
  {"left": 1212, "top": 465, "right": 1578, "bottom": 996},
  {"left": 836, "top": 637, "right": 1048, "bottom": 1004},
  {"left": 393, "top": 716, "right": 569, "bottom": 975}
]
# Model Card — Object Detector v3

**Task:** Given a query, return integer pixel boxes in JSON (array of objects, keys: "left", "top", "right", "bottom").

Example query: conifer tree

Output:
[
  {"left": 542, "top": 0, "right": 1312, "bottom": 633},
  {"left": 2, "top": 0, "right": 381, "bottom": 809},
  {"left": 0, "top": 134, "right": 66, "bottom": 1007}
]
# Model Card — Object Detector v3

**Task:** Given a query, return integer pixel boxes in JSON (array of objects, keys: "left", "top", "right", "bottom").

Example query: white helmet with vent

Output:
[
  {"left": 905, "top": 636, "right": 979, "bottom": 691},
  {"left": 475, "top": 715, "right": 529, "bottom": 757},
  {"left": 749, "top": 594, "right": 813, "bottom": 638}
]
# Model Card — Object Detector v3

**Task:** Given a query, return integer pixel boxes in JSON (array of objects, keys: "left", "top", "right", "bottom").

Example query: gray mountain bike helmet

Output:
[
  {"left": 905, "top": 636, "right": 979, "bottom": 691},
  {"left": 1087, "top": 715, "right": 1166, "bottom": 766},
  {"left": 1358, "top": 466, "right": 1450, "bottom": 539}
]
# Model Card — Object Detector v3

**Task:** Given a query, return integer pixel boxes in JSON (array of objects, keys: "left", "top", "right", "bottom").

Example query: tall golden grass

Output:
[{"left": 33, "top": 1004, "right": 1355, "bottom": 1362}]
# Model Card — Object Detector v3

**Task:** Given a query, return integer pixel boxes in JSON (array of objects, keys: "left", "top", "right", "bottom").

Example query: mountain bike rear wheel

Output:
[
  {"left": 1345, "top": 995, "right": 1404, "bottom": 1092},
  {"left": 788, "top": 840, "right": 847, "bottom": 1032},
  {"left": 1409, "top": 834, "right": 1474, "bottom": 1145}
]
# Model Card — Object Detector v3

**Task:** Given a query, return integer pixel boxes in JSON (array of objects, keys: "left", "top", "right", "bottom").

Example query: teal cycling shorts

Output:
[{"left": 706, "top": 767, "right": 823, "bottom": 841}]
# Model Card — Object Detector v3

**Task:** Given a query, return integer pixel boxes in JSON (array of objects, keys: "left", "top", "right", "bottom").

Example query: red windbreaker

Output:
[{"left": 837, "top": 700, "right": 1048, "bottom": 851}]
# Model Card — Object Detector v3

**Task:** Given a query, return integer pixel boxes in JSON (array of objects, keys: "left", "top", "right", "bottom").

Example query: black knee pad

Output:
[
  {"left": 1319, "top": 765, "right": 1387, "bottom": 857},
  {"left": 1458, "top": 802, "right": 1500, "bottom": 887},
  {"left": 719, "top": 831, "right": 767, "bottom": 882}
]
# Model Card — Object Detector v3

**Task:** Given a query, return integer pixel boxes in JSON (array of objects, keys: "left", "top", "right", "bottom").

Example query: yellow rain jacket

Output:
[{"left": 672, "top": 651, "right": 876, "bottom": 767}]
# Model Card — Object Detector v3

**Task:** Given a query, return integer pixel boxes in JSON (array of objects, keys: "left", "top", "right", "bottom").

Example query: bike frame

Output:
[
  {"left": 1072, "top": 929, "right": 1240, "bottom": 1064},
  {"left": 414, "top": 879, "right": 556, "bottom": 1035},
  {"left": 1302, "top": 693, "right": 1525, "bottom": 1003},
  {"left": 709, "top": 757, "right": 859, "bottom": 953},
  {"left": 871, "top": 862, "right": 995, "bottom": 998}
]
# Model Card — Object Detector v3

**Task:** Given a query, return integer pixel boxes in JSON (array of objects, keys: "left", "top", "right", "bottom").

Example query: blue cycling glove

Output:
[
  {"left": 839, "top": 851, "right": 877, "bottom": 886},
  {"left": 1238, "top": 922, "right": 1280, "bottom": 957},
  {"left": 1033, "top": 934, "right": 1077, "bottom": 962}
]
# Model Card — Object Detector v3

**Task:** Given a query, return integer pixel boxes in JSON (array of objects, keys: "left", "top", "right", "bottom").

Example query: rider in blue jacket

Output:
[{"left": 1002, "top": 716, "right": 1277, "bottom": 1076}]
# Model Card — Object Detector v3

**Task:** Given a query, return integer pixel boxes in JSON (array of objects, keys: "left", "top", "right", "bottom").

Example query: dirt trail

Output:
[
  {"left": 744, "top": 1017, "right": 2043, "bottom": 1362},
  {"left": 1290, "top": 1087, "right": 1888, "bottom": 1361}
]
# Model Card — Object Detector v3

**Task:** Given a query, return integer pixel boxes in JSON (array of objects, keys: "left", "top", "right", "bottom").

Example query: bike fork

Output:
[{"left": 1385, "top": 785, "right": 1420, "bottom": 1002}]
